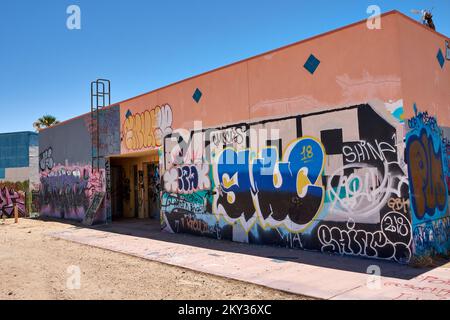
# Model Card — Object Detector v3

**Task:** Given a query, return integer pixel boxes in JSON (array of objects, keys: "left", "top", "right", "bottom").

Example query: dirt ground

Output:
[{"left": 0, "top": 218, "right": 311, "bottom": 300}]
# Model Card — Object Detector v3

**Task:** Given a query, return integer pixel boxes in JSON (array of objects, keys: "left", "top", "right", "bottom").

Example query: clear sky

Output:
[{"left": 0, "top": 0, "right": 449, "bottom": 133}]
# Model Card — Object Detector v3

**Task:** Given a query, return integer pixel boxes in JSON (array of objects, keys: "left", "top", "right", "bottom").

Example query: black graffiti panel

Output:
[{"left": 161, "top": 103, "right": 415, "bottom": 263}]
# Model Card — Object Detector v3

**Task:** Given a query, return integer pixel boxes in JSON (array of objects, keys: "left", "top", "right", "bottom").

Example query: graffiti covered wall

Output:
[
  {"left": 122, "top": 104, "right": 173, "bottom": 152},
  {"left": 0, "top": 181, "right": 27, "bottom": 218},
  {"left": 406, "top": 106, "right": 450, "bottom": 256},
  {"left": 85, "top": 105, "right": 121, "bottom": 157},
  {"left": 38, "top": 106, "right": 121, "bottom": 223},
  {"left": 33, "top": 11, "right": 446, "bottom": 263},
  {"left": 39, "top": 165, "right": 105, "bottom": 221},
  {"left": 0, "top": 131, "right": 39, "bottom": 216},
  {"left": 161, "top": 103, "right": 414, "bottom": 263}
]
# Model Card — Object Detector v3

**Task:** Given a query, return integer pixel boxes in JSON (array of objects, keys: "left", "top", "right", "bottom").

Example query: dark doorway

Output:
[
  {"left": 110, "top": 166, "right": 124, "bottom": 220},
  {"left": 133, "top": 165, "right": 139, "bottom": 218},
  {"left": 146, "top": 163, "right": 161, "bottom": 219}
]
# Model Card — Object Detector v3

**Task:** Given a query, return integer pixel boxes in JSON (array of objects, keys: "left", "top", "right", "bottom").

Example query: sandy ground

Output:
[{"left": 0, "top": 218, "right": 310, "bottom": 300}]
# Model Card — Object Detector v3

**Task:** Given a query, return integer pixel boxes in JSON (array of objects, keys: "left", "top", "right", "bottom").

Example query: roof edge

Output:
[
  {"left": 0, "top": 131, "right": 38, "bottom": 136},
  {"left": 41, "top": 10, "right": 449, "bottom": 133},
  {"left": 393, "top": 10, "right": 449, "bottom": 39},
  {"left": 110, "top": 10, "right": 405, "bottom": 107}
]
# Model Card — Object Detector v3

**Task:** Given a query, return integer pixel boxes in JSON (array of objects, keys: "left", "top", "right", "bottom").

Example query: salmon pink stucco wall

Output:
[
  {"left": 119, "top": 11, "right": 413, "bottom": 155},
  {"left": 31, "top": 11, "right": 449, "bottom": 262},
  {"left": 246, "top": 12, "right": 404, "bottom": 122},
  {"left": 396, "top": 14, "right": 450, "bottom": 126},
  {"left": 114, "top": 11, "right": 450, "bottom": 263}
]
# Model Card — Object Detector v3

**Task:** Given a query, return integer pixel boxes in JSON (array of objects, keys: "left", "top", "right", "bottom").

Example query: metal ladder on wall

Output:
[{"left": 90, "top": 79, "right": 111, "bottom": 173}]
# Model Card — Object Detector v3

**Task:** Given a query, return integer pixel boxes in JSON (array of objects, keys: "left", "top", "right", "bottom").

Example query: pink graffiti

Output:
[
  {"left": 40, "top": 165, "right": 104, "bottom": 199},
  {"left": 86, "top": 169, "right": 105, "bottom": 199},
  {"left": 0, "top": 187, "right": 26, "bottom": 217}
]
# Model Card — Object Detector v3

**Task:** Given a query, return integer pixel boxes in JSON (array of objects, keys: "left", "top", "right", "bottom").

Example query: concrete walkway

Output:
[{"left": 47, "top": 220, "right": 450, "bottom": 300}]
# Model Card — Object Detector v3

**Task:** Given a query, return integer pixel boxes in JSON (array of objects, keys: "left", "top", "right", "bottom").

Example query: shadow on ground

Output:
[{"left": 36, "top": 217, "right": 448, "bottom": 281}]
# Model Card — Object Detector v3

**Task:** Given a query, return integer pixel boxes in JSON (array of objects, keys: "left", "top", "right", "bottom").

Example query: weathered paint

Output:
[
  {"left": 37, "top": 11, "right": 450, "bottom": 263},
  {"left": 161, "top": 103, "right": 413, "bottom": 263},
  {"left": 38, "top": 106, "right": 121, "bottom": 223},
  {"left": 0, "top": 131, "right": 39, "bottom": 216},
  {"left": 406, "top": 107, "right": 450, "bottom": 256}
]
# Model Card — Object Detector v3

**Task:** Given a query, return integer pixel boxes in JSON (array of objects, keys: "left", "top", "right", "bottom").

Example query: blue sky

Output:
[{"left": 0, "top": 0, "right": 449, "bottom": 133}]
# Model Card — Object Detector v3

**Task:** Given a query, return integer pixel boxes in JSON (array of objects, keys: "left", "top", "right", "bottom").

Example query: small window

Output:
[{"left": 320, "top": 129, "right": 343, "bottom": 155}]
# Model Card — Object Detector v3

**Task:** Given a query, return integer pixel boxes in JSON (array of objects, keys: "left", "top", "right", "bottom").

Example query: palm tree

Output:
[{"left": 33, "top": 115, "right": 60, "bottom": 131}]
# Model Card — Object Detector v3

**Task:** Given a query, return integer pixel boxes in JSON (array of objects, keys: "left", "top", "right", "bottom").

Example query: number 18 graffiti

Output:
[
  {"left": 213, "top": 137, "right": 326, "bottom": 232},
  {"left": 301, "top": 145, "right": 314, "bottom": 161}
]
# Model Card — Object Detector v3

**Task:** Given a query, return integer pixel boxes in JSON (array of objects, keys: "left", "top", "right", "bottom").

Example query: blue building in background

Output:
[{"left": 0, "top": 131, "right": 39, "bottom": 216}]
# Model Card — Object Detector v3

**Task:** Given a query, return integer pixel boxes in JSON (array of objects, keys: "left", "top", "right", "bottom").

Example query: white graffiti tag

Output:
[
  {"left": 163, "top": 164, "right": 210, "bottom": 194},
  {"left": 327, "top": 162, "right": 408, "bottom": 220},
  {"left": 318, "top": 213, "right": 412, "bottom": 263}
]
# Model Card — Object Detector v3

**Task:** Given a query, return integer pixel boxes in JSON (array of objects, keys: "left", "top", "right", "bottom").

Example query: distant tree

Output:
[{"left": 33, "top": 115, "right": 60, "bottom": 131}]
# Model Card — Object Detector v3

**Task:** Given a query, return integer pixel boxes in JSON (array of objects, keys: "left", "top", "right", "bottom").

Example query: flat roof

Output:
[
  {"left": 0, "top": 131, "right": 38, "bottom": 136},
  {"left": 40, "top": 10, "right": 449, "bottom": 133}
]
